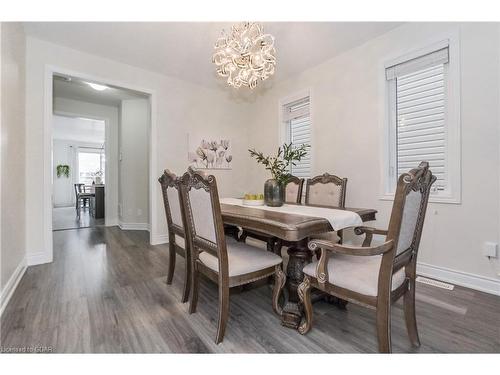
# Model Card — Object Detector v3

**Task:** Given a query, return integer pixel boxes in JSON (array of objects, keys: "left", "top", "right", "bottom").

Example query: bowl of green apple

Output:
[{"left": 243, "top": 193, "right": 265, "bottom": 206}]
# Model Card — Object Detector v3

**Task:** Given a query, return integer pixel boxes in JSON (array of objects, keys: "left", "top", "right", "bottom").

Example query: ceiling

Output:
[
  {"left": 54, "top": 75, "right": 149, "bottom": 106},
  {"left": 25, "top": 22, "right": 403, "bottom": 90},
  {"left": 53, "top": 115, "right": 105, "bottom": 144}
]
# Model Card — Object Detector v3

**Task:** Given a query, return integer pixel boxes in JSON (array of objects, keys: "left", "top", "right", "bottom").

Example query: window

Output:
[
  {"left": 78, "top": 148, "right": 105, "bottom": 185},
  {"left": 283, "top": 96, "right": 311, "bottom": 178},
  {"left": 384, "top": 39, "right": 460, "bottom": 203}
]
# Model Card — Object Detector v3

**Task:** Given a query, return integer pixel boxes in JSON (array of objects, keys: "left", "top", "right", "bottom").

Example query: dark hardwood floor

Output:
[
  {"left": 1, "top": 226, "right": 499, "bottom": 353},
  {"left": 52, "top": 206, "right": 104, "bottom": 231}
]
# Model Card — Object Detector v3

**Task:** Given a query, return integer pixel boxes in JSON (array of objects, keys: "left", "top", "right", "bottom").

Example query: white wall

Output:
[
  {"left": 245, "top": 23, "right": 500, "bottom": 291},
  {"left": 52, "top": 139, "right": 104, "bottom": 207},
  {"left": 25, "top": 36, "right": 252, "bottom": 262},
  {"left": 54, "top": 98, "right": 118, "bottom": 225},
  {"left": 119, "top": 99, "right": 149, "bottom": 227},
  {"left": 1, "top": 23, "right": 26, "bottom": 300},
  {"left": 6, "top": 23, "right": 500, "bottom": 295}
]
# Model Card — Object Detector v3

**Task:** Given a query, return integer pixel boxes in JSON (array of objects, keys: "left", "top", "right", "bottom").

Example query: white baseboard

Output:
[
  {"left": 118, "top": 221, "right": 150, "bottom": 231},
  {"left": 53, "top": 203, "right": 74, "bottom": 208},
  {"left": 151, "top": 233, "right": 169, "bottom": 245},
  {"left": 417, "top": 262, "right": 500, "bottom": 296},
  {"left": 0, "top": 257, "right": 27, "bottom": 317},
  {"left": 105, "top": 218, "right": 119, "bottom": 227},
  {"left": 27, "top": 250, "right": 53, "bottom": 266}
]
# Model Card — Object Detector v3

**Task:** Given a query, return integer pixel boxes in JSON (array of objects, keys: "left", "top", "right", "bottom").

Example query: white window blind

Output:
[
  {"left": 387, "top": 46, "right": 449, "bottom": 193},
  {"left": 283, "top": 97, "right": 311, "bottom": 178}
]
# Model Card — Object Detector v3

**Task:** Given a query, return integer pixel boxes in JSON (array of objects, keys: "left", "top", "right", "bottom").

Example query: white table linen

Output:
[{"left": 220, "top": 198, "right": 362, "bottom": 231}]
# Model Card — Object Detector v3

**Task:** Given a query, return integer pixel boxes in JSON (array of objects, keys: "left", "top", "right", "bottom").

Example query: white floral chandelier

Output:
[{"left": 212, "top": 22, "right": 276, "bottom": 89}]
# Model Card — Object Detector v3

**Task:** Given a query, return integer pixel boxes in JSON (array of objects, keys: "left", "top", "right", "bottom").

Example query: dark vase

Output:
[{"left": 264, "top": 179, "right": 285, "bottom": 207}]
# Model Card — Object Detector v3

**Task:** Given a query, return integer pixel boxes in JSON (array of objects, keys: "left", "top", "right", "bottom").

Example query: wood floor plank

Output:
[{"left": 1, "top": 226, "right": 499, "bottom": 353}]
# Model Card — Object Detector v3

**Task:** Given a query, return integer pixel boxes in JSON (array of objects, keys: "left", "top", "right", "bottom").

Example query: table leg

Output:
[
  {"left": 224, "top": 225, "right": 240, "bottom": 241},
  {"left": 281, "top": 239, "right": 311, "bottom": 329}
]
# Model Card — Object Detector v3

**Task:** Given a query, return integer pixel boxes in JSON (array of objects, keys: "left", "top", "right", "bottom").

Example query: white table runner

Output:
[{"left": 220, "top": 198, "right": 362, "bottom": 231}]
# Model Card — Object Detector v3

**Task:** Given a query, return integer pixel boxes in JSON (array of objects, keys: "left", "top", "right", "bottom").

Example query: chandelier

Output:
[{"left": 212, "top": 22, "right": 276, "bottom": 89}]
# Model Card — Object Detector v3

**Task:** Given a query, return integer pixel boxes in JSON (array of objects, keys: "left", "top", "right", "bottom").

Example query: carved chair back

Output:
[
  {"left": 380, "top": 162, "right": 436, "bottom": 288},
  {"left": 285, "top": 176, "right": 305, "bottom": 204},
  {"left": 305, "top": 173, "right": 347, "bottom": 208},
  {"left": 188, "top": 165, "right": 208, "bottom": 177},
  {"left": 180, "top": 171, "right": 229, "bottom": 278},
  {"left": 158, "top": 170, "right": 186, "bottom": 241}
]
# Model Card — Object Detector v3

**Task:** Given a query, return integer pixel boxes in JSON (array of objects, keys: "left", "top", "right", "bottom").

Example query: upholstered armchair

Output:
[
  {"left": 298, "top": 162, "right": 436, "bottom": 353},
  {"left": 158, "top": 169, "right": 191, "bottom": 303},
  {"left": 180, "top": 170, "right": 286, "bottom": 344}
]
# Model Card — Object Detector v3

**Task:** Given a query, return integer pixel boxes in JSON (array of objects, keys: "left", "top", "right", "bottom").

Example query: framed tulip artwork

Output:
[{"left": 188, "top": 134, "right": 233, "bottom": 170}]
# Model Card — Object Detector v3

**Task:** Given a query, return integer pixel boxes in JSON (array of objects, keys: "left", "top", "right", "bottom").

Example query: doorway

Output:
[
  {"left": 49, "top": 71, "right": 153, "bottom": 239},
  {"left": 52, "top": 115, "right": 106, "bottom": 230}
]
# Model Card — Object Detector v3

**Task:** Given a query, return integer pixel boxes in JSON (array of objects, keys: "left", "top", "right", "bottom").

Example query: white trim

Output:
[
  {"left": 379, "top": 30, "right": 462, "bottom": 204},
  {"left": 498, "top": 24, "right": 500, "bottom": 275},
  {"left": 42, "top": 67, "right": 54, "bottom": 265},
  {"left": 40, "top": 65, "right": 159, "bottom": 266},
  {"left": 0, "top": 257, "right": 27, "bottom": 317},
  {"left": 118, "top": 221, "right": 150, "bottom": 231},
  {"left": 151, "top": 233, "right": 169, "bottom": 245},
  {"left": 279, "top": 89, "right": 312, "bottom": 144},
  {"left": 384, "top": 39, "right": 450, "bottom": 70},
  {"left": 54, "top": 110, "right": 118, "bottom": 226},
  {"left": 105, "top": 218, "right": 119, "bottom": 227},
  {"left": 417, "top": 262, "right": 500, "bottom": 296},
  {"left": 53, "top": 203, "right": 74, "bottom": 208},
  {"left": 27, "top": 251, "right": 52, "bottom": 266},
  {"left": 0, "top": 25, "right": 2, "bottom": 303}
]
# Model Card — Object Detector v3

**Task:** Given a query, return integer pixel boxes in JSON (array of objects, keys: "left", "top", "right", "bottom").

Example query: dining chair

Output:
[
  {"left": 74, "top": 183, "right": 94, "bottom": 218},
  {"left": 305, "top": 173, "right": 348, "bottom": 244},
  {"left": 239, "top": 175, "right": 305, "bottom": 253},
  {"left": 158, "top": 169, "right": 191, "bottom": 303},
  {"left": 285, "top": 175, "right": 305, "bottom": 204},
  {"left": 298, "top": 162, "right": 436, "bottom": 353},
  {"left": 180, "top": 170, "right": 286, "bottom": 344},
  {"left": 187, "top": 166, "right": 239, "bottom": 241},
  {"left": 305, "top": 173, "right": 347, "bottom": 208}
]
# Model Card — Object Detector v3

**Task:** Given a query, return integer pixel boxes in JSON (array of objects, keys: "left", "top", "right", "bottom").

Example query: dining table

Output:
[{"left": 220, "top": 199, "right": 377, "bottom": 330}]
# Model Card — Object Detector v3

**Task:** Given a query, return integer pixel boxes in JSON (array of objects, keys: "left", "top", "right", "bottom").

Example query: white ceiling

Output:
[
  {"left": 54, "top": 75, "right": 149, "bottom": 106},
  {"left": 53, "top": 115, "right": 105, "bottom": 144},
  {"left": 25, "top": 22, "right": 403, "bottom": 90}
]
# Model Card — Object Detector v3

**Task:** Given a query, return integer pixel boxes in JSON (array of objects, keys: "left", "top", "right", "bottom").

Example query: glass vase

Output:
[{"left": 264, "top": 179, "right": 284, "bottom": 207}]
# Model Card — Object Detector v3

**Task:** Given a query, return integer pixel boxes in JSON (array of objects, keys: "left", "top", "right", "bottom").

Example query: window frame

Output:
[
  {"left": 279, "top": 89, "right": 314, "bottom": 179},
  {"left": 380, "top": 34, "right": 461, "bottom": 204},
  {"left": 77, "top": 147, "right": 105, "bottom": 185}
]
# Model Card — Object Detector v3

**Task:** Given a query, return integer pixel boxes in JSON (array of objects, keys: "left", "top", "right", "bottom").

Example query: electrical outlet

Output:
[
  {"left": 483, "top": 242, "right": 498, "bottom": 258},
  {"left": 137, "top": 208, "right": 143, "bottom": 216}
]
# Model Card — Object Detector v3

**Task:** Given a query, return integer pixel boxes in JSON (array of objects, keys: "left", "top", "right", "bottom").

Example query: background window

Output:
[
  {"left": 78, "top": 149, "right": 105, "bottom": 185},
  {"left": 283, "top": 96, "right": 311, "bottom": 178},
  {"left": 384, "top": 41, "right": 460, "bottom": 203}
]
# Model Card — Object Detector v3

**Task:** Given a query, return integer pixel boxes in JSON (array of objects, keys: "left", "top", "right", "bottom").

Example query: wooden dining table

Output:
[{"left": 221, "top": 202, "right": 377, "bottom": 329}]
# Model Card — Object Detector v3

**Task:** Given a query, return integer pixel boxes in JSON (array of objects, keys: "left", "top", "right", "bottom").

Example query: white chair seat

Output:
[
  {"left": 199, "top": 238, "right": 282, "bottom": 277},
  {"left": 303, "top": 254, "right": 406, "bottom": 296}
]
